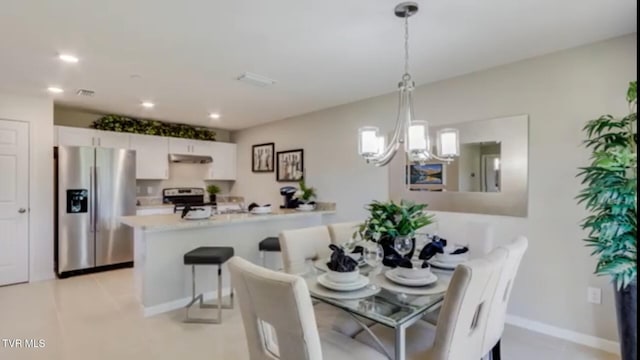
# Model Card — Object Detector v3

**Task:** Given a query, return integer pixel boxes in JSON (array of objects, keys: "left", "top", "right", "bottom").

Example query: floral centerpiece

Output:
[
  {"left": 355, "top": 200, "right": 434, "bottom": 266},
  {"left": 293, "top": 179, "right": 316, "bottom": 204}
]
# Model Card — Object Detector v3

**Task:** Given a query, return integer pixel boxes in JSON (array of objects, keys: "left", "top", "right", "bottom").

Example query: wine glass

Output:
[
  {"left": 394, "top": 236, "right": 414, "bottom": 259},
  {"left": 363, "top": 242, "right": 384, "bottom": 290}
]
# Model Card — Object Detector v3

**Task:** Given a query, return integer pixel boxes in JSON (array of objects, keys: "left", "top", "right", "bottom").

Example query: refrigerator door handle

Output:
[
  {"left": 89, "top": 167, "right": 95, "bottom": 232},
  {"left": 94, "top": 166, "right": 99, "bottom": 232}
]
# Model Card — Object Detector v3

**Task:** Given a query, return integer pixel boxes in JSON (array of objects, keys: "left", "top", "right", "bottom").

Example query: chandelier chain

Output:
[{"left": 404, "top": 11, "right": 410, "bottom": 79}]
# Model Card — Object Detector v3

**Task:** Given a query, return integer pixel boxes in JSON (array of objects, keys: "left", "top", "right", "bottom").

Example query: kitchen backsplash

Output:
[{"left": 136, "top": 163, "right": 233, "bottom": 198}]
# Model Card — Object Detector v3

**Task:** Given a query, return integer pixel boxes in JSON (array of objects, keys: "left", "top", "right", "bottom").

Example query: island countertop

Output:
[{"left": 121, "top": 209, "right": 335, "bottom": 232}]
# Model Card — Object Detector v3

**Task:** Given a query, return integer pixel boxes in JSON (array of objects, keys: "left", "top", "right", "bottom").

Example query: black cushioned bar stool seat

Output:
[
  {"left": 258, "top": 237, "right": 281, "bottom": 252},
  {"left": 184, "top": 247, "right": 234, "bottom": 265},
  {"left": 183, "top": 246, "right": 234, "bottom": 324}
]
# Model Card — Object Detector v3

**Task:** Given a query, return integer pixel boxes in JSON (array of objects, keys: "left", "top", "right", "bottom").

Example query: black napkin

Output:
[
  {"left": 351, "top": 245, "right": 364, "bottom": 255},
  {"left": 418, "top": 236, "right": 447, "bottom": 260},
  {"left": 326, "top": 244, "right": 358, "bottom": 272},
  {"left": 451, "top": 246, "right": 469, "bottom": 255}
]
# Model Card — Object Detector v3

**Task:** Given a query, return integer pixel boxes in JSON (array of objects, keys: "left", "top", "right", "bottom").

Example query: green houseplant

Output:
[
  {"left": 576, "top": 81, "right": 636, "bottom": 360},
  {"left": 206, "top": 184, "right": 221, "bottom": 204},
  {"left": 294, "top": 179, "right": 316, "bottom": 203},
  {"left": 356, "top": 200, "right": 434, "bottom": 266}
]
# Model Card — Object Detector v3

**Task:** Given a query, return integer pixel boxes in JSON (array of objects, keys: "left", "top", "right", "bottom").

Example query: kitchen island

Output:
[{"left": 120, "top": 208, "right": 336, "bottom": 316}]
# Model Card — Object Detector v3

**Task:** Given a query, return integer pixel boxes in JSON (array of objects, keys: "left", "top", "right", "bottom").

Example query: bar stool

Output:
[
  {"left": 258, "top": 237, "right": 281, "bottom": 268},
  {"left": 183, "top": 246, "right": 234, "bottom": 324}
]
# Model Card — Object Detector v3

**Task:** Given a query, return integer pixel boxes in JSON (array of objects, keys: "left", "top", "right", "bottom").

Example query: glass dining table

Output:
[{"left": 304, "top": 262, "right": 450, "bottom": 360}]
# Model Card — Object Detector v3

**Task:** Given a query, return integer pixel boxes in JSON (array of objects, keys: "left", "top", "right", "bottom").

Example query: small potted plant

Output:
[
  {"left": 356, "top": 200, "right": 434, "bottom": 267},
  {"left": 206, "top": 184, "right": 220, "bottom": 204},
  {"left": 294, "top": 179, "right": 317, "bottom": 210}
]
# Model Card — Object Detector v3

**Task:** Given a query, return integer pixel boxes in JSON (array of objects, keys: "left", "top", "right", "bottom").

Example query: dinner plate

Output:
[
  {"left": 375, "top": 273, "right": 448, "bottom": 296},
  {"left": 307, "top": 278, "right": 380, "bottom": 300},
  {"left": 317, "top": 273, "right": 369, "bottom": 291},
  {"left": 385, "top": 268, "right": 438, "bottom": 287},
  {"left": 427, "top": 259, "right": 461, "bottom": 271}
]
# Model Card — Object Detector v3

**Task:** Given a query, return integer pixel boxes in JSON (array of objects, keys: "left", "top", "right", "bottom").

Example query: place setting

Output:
[
  {"left": 375, "top": 235, "right": 469, "bottom": 296},
  {"left": 308, "top": 243, "right": 383, "bottom": 300}
]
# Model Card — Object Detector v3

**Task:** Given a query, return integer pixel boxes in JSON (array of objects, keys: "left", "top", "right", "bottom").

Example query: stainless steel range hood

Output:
[{"left": 168, "top": 154, "right": 213, "bottom": 164}]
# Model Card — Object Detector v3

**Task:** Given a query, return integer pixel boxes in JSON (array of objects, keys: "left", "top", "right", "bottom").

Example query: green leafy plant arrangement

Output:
[
  {"left": 356, "top": 200, "right": 434, "bottom": 241},
  {"left": 92, "top": 115, "right": 217, "bottom": 141},
  {"left": 206, "top": 185, "right": 221, "bottom": 195},
  {"left": 577, "top": 81, "right": 637, "bottom": 290},
  {"left": 294, "top": 179, "right": 316, "bottom": 202}
]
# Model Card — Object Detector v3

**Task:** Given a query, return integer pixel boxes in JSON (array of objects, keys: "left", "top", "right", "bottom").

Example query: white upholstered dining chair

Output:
[
  {"left": 228, "top": 256, "right": 387, "bottom": 360},
  {"left": 481, "top": 236, "right": 529, "bottom": 360},
  {"left": 279, "top": 225, "right": 373, "bottom": 337},
  {"left": 279, "top": 225, "right": 333, "bottom": 275},
  {"left": 355, "top": 247, "right": 508, "bottom": 360},
  {"left": 327, "top": 221, "right": 362, "bottom": 245}
]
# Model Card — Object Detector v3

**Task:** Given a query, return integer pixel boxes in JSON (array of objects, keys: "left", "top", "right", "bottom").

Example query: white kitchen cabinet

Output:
[
  {"left": 207, "top": 142, "right": 237, "bottom": 180},
  {"left": 168, "top": 138, "right": 192, "bottom": 154},
  {"left": 168, "top": 138, "right": 211, "bottom": 156},
  {"left": 95, "top": 131, "right": 130, "bottom": 149},
  {"left": 130, "top": 134, "right": 169, "bottom": 179},
  {"left": 56, "top": 126, "right": 130, "bottom": 149},
  {"left": 56, "top": 126, "right": 96, "bottom": 147}
]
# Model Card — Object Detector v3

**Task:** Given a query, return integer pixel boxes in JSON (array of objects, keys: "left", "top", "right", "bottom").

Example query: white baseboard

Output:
[
  {"left": 143, "top": 287, "right": 231, "bottom": 317},
  {"left": 506, "top": 314, "right": 620, "bottom": 355}
]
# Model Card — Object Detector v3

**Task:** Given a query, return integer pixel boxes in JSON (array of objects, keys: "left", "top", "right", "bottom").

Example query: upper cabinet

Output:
[
  {"left": 56, "top": 126, "right": 129, "bottom": 149},
  {"left": 168, "top": 138, "right": 211, "bottom": 156},
  {"left": 55, "top": 126, "right": 235, "bottom": 181},
  {"left": 208, "top": 142, "right": 237, "bottom": 180},
  {"left": 130, "top": 134, "right": 169, "bottom": 180}
]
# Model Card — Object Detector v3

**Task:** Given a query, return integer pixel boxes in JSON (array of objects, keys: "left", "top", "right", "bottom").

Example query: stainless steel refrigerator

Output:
[{"left": 55, "top": 146, "right": 136, "bottom": 277}]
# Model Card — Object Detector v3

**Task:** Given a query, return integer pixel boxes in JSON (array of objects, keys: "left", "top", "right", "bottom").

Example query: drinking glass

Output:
[
  {"left": 394, "top": 235, "right": 414, "bottom": 258},
  {"left": 363, "top": 242, "right": 384, "bottom": 290}
]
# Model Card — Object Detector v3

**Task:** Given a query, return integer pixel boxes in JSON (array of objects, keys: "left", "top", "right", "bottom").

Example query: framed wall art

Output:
[
  {"left": 276, "top": 149, "right": 304, "bottom": 182},
  {"left": 252, "top": 143, "right": 275, "bottom": 172}
]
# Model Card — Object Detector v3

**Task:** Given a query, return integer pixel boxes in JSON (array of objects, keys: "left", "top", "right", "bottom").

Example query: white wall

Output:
[
  {"left": 232, "top": 34, "right": 637, "bottom": 343},
  {"left": 0, "top": 93, "right": 54, "bottom": 282}
]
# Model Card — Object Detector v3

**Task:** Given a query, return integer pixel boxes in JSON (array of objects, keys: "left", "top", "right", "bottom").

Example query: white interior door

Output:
[{"left": 0, "top": 119, "right": 29, "bottom": 286}]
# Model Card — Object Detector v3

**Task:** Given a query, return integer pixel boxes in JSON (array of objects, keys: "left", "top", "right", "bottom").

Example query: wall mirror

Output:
[
  {"left": 390, "top": 115, "right": 528, "bottom": 217},
  {"left": 408, "top": 141, "right": 502, "bottom": 193}
]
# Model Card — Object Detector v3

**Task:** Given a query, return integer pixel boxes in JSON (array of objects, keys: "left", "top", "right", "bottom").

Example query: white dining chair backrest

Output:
[
  {"left": 228, "top": 256, "right": 323, "bottom": 360},
  {"left": 280, "top": 226, "right": 332, "bottom": 275},
  {"left": 428, "top": 247, "right": 508, "bottom": 360},
  {"left": 327, "top": 221, "right": 362, "bottom": 245},
  {"left": 481, "top": 236, "right": 529, "bottom": 355}
]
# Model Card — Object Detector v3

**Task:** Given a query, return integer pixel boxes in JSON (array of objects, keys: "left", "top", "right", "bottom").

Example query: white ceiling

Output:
[{"left": 0, "top": 1, "right": 636, "bottom": 130}]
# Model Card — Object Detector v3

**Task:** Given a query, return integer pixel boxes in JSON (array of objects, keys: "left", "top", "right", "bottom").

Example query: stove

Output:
[{"left": 162, "top": 188, "right": 211, "bottom": 213}]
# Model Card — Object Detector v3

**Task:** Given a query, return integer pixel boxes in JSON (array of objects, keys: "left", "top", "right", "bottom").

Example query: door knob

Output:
[{"left": 18, "top": 208, "right": 27, "bottom": 213}]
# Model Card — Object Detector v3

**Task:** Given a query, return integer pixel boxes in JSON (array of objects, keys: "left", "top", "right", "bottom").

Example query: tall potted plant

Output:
[
  {"left": 356, "top": 200, "right": 434, "bottom": 266},
  {"left": 577, "top": 81, "right": 637, "bottom": 360}
]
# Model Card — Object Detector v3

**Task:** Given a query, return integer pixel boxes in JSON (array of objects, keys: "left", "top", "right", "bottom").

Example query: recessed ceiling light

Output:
[
  {"left": 47, "top": 86, "right": 64, "bottom": 94},
  {"left": 209, "top": 113, "right": 221, "bottom": 120},
  {"left": 141, "top": 101, "right": 155, "bottom": 108},
  {"left": 58, "top": 54, "right": 79, "bottom": 63}
]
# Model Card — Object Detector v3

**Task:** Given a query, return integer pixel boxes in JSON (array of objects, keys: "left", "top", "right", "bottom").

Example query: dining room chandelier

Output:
[{"left": 358, "top": 2, "right": 460, "bottom": 167}]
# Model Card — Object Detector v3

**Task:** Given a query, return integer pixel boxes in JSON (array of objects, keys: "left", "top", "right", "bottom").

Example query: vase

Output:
[
  {"left": 615, "top": 279, "right": 637, "bottom": 360},
  {"left": 208, "top": 194, "right": 216, "bottom": 204}
]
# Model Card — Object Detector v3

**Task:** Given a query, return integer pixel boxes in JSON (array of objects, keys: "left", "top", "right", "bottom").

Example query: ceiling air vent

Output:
[
  {"left": 236, "top": 72, "right": 276, "bottom": 87},
  {"left": 76, "top": 89, "right": 95, "bottom": 97}
]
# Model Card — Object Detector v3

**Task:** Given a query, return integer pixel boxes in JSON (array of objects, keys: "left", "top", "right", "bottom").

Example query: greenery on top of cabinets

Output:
[
  {"left": 92, "top": 115, "right": 217, "bottom": 141},
  {"left": 576, "top": 81, "right": 637, "bottom": 290}
]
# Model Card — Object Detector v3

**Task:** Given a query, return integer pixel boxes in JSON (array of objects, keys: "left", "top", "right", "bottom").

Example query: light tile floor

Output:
[{"left": 0, "top": 269, "right": 619, "bottom": 360}]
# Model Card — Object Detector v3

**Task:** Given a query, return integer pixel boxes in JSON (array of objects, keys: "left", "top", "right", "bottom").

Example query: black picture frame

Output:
[
  {"left": 276, "top": 149, "right": 304, "bottom": 182},
  {"left": 252, "top": 143, "right": 275, "bottom": 173}
]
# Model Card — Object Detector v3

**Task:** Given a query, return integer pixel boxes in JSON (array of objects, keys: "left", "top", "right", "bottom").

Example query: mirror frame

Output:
[{"left": 388, "top": 114, "right": 529, "bottom": 217}]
